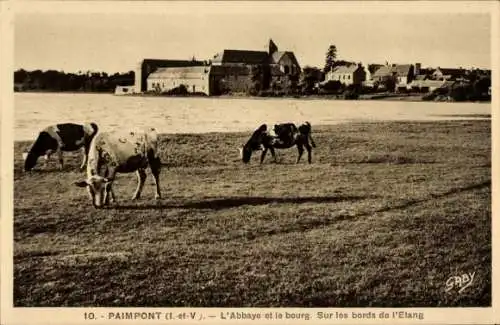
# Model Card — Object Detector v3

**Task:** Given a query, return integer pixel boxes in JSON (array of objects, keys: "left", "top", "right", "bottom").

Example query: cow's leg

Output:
[
  {"left": 260, "top": 148, "right": 268, "bottom": 164},
  {"left": 305, "top": 142, "right": 313, "bottom": 164},
  {"left": 269, "top": 147, "right": 278, "bottom": 163},
  {"left": 104, "top": 183, "right": 116, "bottom": 205},
  {"left": 103, "top": 182, "right": 111, "bottom": 206},
  {"left": 104, "top": 183, "right": 117, "bottom": 206},
  {"left": 149, "top": 157, "right": 162, "bottom": 200},
  {"left": 56, "top": 149, "right": 64, "bottom": 170},
  {"left": 132, "top": 169, "right": 147, "bottom": 200},
  {"left": 104, "top": 168, "right": 117, "bottom": 205},
  {"left": 43, "top": 150, "right": 53, "bottom": 168},
  {"left": 296, "top": 144, "right": 304, "bottom": 164},
  {"left": 309, "top": 134, "right": 316, "bottom": 148},
  {"left": 109, "top": 184, "right": 116, "bottom": 204}
]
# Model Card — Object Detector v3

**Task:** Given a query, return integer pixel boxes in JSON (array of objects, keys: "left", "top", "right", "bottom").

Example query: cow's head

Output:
[
  {"left": 23, "top": 151, "right": 51, "bottom": 171},
  {"left": 23, "top": 150, "right": 40, "bottom": 172},
  {"left": 239, "top": 143, "right": 253, "bottom": 163},
  {"left": 74, "top": 175, "right": 112, "bottom": 208},
  {"left": 24, "top": 131, "right": 58, "bottom": 172}
]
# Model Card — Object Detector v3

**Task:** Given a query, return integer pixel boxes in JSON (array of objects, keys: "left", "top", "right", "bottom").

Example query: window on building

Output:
[{"left": 284, "top": 66, "right": 290, "bottom": 74}]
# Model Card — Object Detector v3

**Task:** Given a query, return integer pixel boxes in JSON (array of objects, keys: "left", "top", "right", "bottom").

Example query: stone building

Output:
[
  {"left": 134, "top": 59, "right": 205, "bottom": 93},
  {"left": 137, "top": 40, "right": 301, "bottom": 96},
  {"left": 146, "top": 66, "right": 211, "bottom": 95},
  {"left": 208, "top": 39, "right": 301, "bottom": 94}
]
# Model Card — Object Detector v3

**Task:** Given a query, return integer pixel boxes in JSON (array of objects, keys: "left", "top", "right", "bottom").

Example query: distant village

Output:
[
  {"left": 118, "top": 39, "right": 490, "bottom": 101},
  {"left": 14, "top": 39, "right": 491, "bottom": 102}
]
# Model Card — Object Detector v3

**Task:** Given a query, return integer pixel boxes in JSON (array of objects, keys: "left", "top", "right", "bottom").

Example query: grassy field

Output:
[{"left": 13, "top": 119, "right": 491, "bottom": 307}]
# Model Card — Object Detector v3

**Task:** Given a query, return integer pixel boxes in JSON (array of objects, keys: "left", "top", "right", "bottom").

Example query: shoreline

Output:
[
  {"left": 13, "top": 118, "right": 491, "bottom": 143},
  {"left": 13, "top": 91, "right": 491, "bottom": 104}
]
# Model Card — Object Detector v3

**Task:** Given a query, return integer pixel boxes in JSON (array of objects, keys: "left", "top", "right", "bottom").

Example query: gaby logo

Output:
[{"left": 445, "top": 271, "right": 475, "bottom": 293}]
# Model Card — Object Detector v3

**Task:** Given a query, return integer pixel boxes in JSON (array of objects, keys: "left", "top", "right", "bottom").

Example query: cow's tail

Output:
[
  {"left": 90, "top": 122, "right": 99, "bottom": 136},
  {"left": 145, "top": 128, "right": 160, "bottom": 165},
  {"left": 147, "top": 128, "right": 158, "bottom": 150},
  {"left": 83, "top": 123, "right": 99, "bottom": 143},
  {"left": 86, "top": 134, "right": 101, "bottom": 177},
  {"left": 302, "top": 122, "right": 316, "bottom": 148},
  {"left": 309, "top": 134, "right": 316, "bottom": 148}
]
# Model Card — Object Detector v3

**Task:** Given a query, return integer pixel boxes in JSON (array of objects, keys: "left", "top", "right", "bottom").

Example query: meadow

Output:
[{"left": 13, "top": 119, "right": 491, "bottom": 307}]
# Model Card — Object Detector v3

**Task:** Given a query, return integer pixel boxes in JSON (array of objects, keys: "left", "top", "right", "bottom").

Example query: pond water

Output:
[{"left": 14, "top": 92, "right": 491, "bottom": 141}]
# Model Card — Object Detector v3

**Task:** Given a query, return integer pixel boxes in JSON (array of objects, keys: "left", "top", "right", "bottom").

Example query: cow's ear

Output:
[{"left": 74, "top": 180, "right": 88, "bottom": 187}]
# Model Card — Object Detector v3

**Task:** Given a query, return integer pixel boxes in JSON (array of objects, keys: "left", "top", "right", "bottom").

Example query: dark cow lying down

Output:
[
  {"left": 240, "top": 122, "right": 316, "bottom": 164},
  {"left": 74, "top": 128, "right": 161, "bottom": 208},
  {"left": 23, "top": 122, "right": 99, "bottom": 171}
]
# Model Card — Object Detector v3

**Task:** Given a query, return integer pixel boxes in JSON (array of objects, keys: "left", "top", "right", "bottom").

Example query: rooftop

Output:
[
  {"left": 148, "top": 66, "right": 210, "bottom": 79},
  {"left": 373, "top": 64, "right": 413, "bottom": 77},
  {"left": 331, "top": 64, "right": 360, "bottom": 74},
  {"left": 212, "top": 50, "right": 269, "bottom": 65}
]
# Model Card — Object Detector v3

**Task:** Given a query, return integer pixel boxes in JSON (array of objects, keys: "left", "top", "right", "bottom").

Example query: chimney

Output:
[{"left": 415, "top": 63, "right": 421, "bottom": 75}]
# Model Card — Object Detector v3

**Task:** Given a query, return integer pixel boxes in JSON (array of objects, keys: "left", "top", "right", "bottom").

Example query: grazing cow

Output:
[
  {"left": 23, "top": 122, "right": 99, "bottom": 172},
  {"left": 74, "top": 128, "right": 162, "bottom": 208},
  {"left": 240, "top": 122, "right": 316, "bottom": 164}
]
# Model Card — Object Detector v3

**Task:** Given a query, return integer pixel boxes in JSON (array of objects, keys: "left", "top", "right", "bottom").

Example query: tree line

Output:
[{"left": 14, "top": 69, "right": 135, "bottom": 92}]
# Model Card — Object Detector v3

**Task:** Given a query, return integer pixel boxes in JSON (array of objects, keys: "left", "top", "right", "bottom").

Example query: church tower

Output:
[{"left": 268, "top": 39, "right": 278, "bottom": 55}]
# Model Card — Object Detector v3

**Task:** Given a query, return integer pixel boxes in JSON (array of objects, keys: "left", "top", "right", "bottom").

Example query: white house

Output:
[
  {"left": 325, "top": 64, "right": 366, "bottom": 86},
  {"left": 146, "top": 66, "right": 211, "bottom": 95}
]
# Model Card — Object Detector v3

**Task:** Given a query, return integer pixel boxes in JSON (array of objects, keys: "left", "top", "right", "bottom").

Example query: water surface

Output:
[{"left": 14, "top": 93, "right": 491, "bottom": 141}]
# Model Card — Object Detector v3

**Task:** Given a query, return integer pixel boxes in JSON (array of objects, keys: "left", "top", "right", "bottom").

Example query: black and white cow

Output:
[
  {"left": 23, "top": 122, "right": 99, "bottom": 171},
  {"left": 240, "top": 122, "right": 316, "bottom": 164},
  {"left": 74, "top": 128, "right": 162, "bottom": 208}
]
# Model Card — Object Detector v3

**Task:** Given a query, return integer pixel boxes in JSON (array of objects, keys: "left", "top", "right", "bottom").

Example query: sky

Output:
[{"left": 13, "top": 2, "right": 492, "bottom": 74}]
